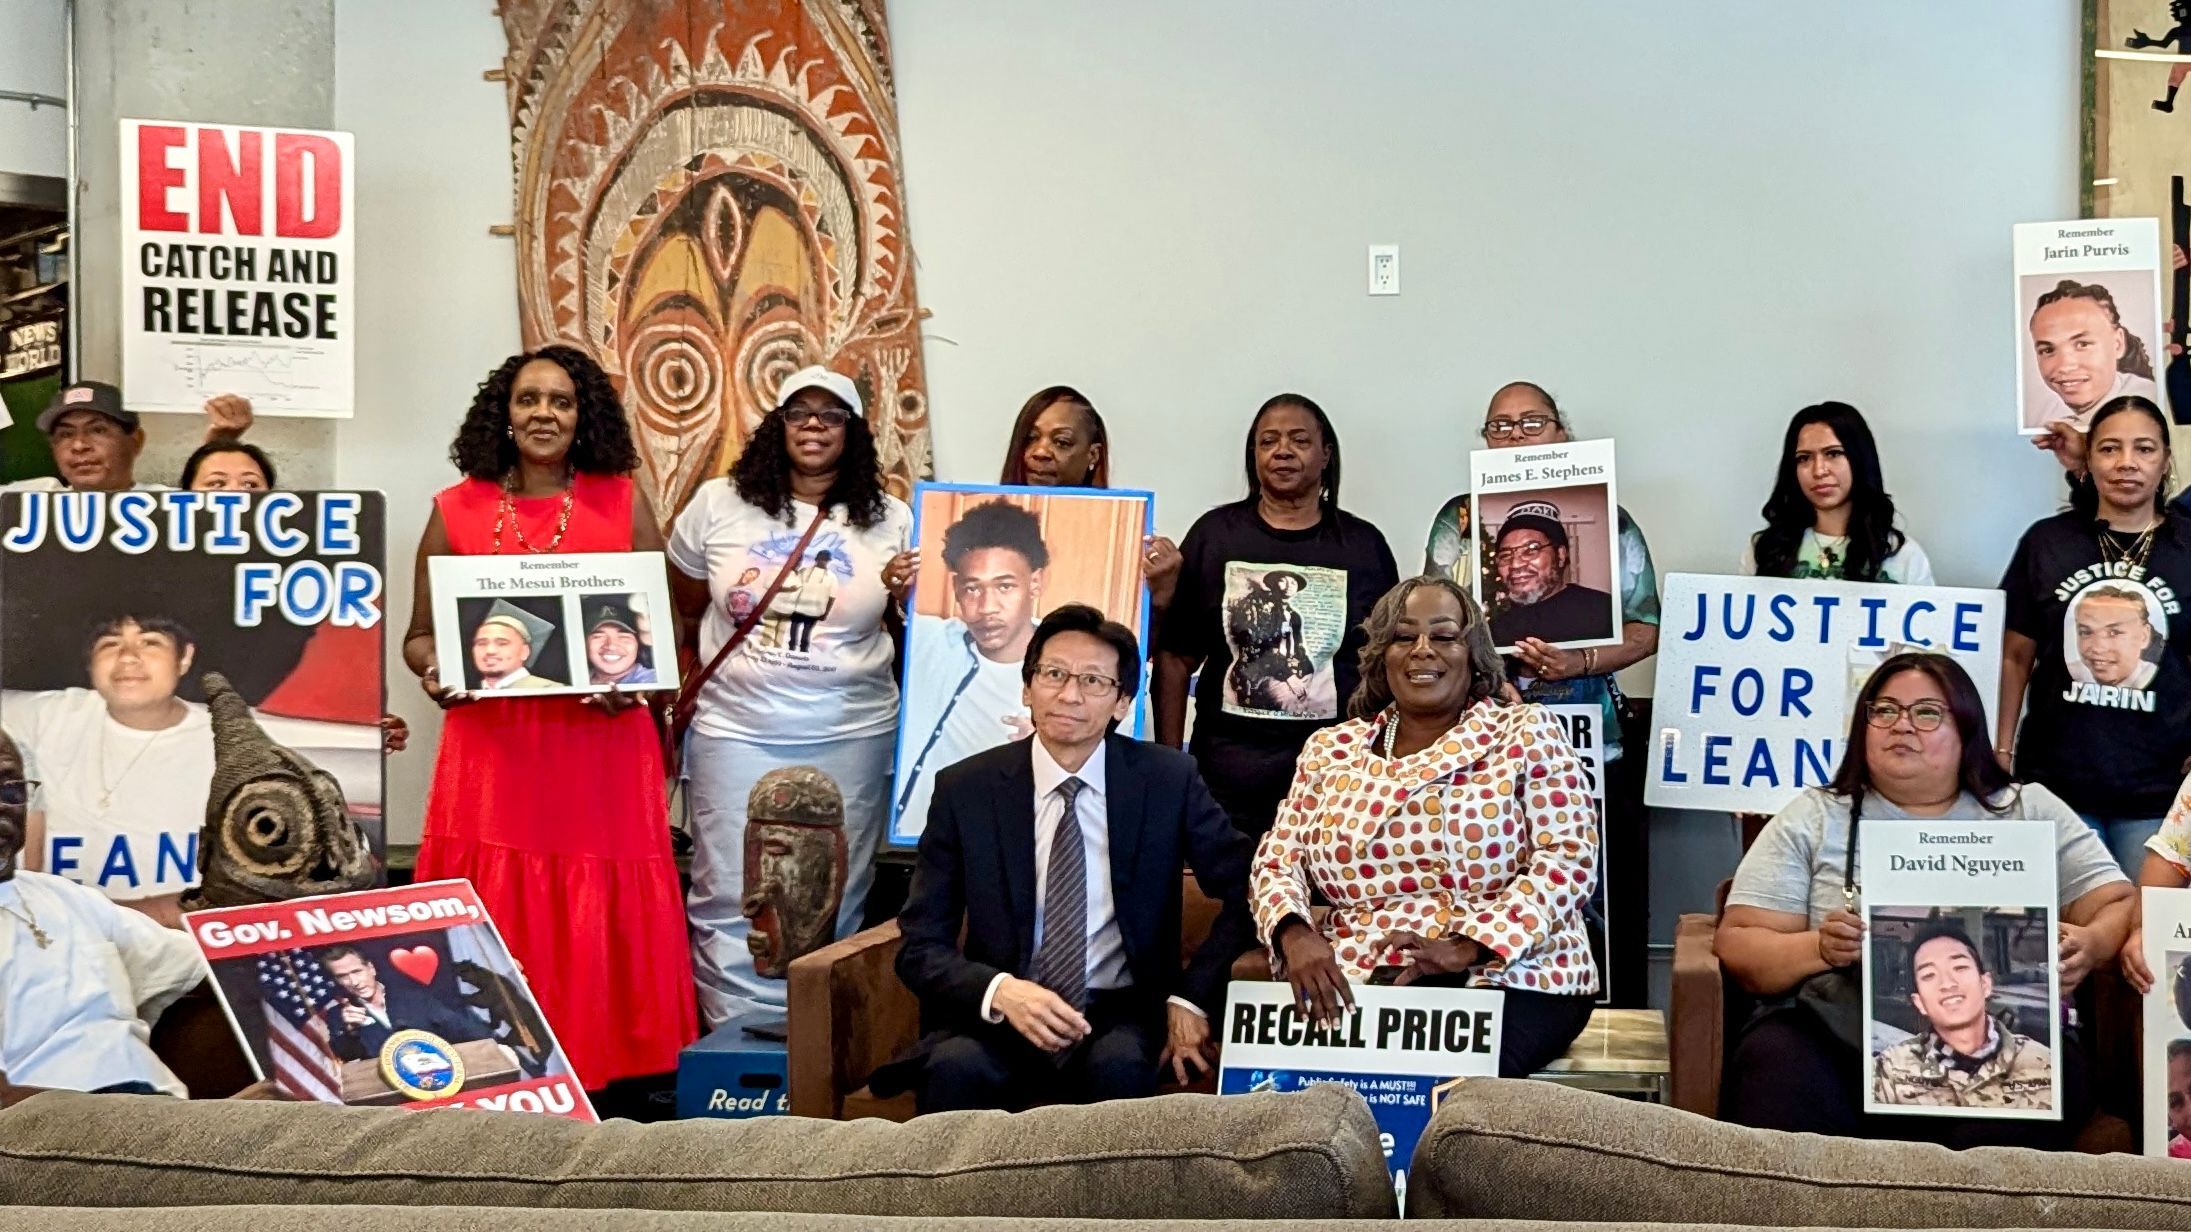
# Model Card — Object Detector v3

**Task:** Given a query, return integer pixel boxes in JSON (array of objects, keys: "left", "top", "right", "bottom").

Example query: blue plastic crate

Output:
[{"left": 675, "top": 1012, "right": 790, "bottom": 1119}]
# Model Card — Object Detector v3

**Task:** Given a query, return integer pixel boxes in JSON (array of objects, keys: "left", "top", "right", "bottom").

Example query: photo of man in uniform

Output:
[
  {"left": 896, "top": 500, "right": 1049, "bottom": 832},
  {"left": 2068, "top": 583, "right": 2163, "bottom": 690},
  {"left": 1872, "top": 924, "right": 2052, "bottom": 1110},
  {"left": 318, "top": 944, "right": 492, "bottom": 1063},
  {"left": 467, "top": 600, "right": 559, "bottom": 691},
  {"left": 1486, "top": 509, "right": 1615, "bottom": 648},
  {"left": 1224, "top": 569, "right": 1317, "bottom": 714}
]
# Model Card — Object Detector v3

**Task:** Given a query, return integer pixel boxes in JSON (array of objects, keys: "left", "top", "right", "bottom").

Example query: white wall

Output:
[
  {"left": 0, "top": 0, "right": 68, "bottom": 179},
  {"left": 330, "top": 0, "right": 2080, "bottom": 843},
  {"left": 332, "top": 0, "right": 515, "bottom": 846}
]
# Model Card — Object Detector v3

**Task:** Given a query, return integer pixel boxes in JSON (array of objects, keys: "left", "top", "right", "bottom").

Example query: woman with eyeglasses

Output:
[
  {"left": 668, "top": 366, "right": 911, "bottom": 1028},
  {"left": 1998, "top": 395, "right": 2191, "bottom": 877},
  {"left": 1250, "top": 576, "right": 1601, "bottom": 1074},
  {"left": 1153, "top": 394, "right": 1398, "bottom": 840},
  {"left": 1717, "top": 652, "right": 2130, "bottom": 1146},
  {"left": 1741, "top": 402, "right": 1933, "bottom": 584}
]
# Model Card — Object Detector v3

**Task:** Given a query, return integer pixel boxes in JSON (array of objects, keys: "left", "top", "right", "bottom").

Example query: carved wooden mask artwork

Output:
[
  {"left": 501, "top": 0, "right": 933, "bottom": 525},
  {"left": 741, "top": 764, "right": 847, "bottom": 978}
]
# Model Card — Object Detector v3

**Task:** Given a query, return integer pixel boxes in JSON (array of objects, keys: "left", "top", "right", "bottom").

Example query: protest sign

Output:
[
  {"left": 185, "top": 879, "right": 595, "bottom": 1119},
  {"left": 1858, "top": 819, "right": 2059, "bottom": 1120},
  {"left": 2013, "top": 217, "right": 2168, "bottom": 434},
  {"left": 1546, "top": 703, "right": 1611, "bottom": 1004},
  {"left": 120, "top": 118, "right": 355, "bottom": 417},
  {"left": 428, "top": 551, "right": 677, "bottom": 698},
  {"left": 891, "top": 482, "right": 1152, "bottom": 844},
  {"left": 2142, "top": 886, "right": 2191, "bottom": 1156},
  {"left": 1645, "top": 574, "right": 2004, "bottom": 814},
  {"left": 1220, "top": 980, "right": 1502, "bottom": 1205},
  {"left": 1470, "top": 439, "right": 1621, "bottom": 653},
  {"left": 1, "top": 490, "right": 386, "bottom": 901}
]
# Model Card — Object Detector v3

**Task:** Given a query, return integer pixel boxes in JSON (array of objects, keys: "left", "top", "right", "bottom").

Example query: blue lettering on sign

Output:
[
  {"left": 1952, "top": 602, "right": 1982, "bottom": 653},
  {"left": 205, "top": 492, "right": 252, "bottom": 553},
  {"left": 1660, "top": 736, "right": 1688, "bottom": 784},
  {"left": 49, "top": 835, "right": 82, "bottom": 877},
  {"left": 44, "top": 833, "right": 197, "bottom": 889},
  {"left": 157, "top": 832, "right": 197, "bottom": 884},
  {"left": 1858, "top": 597, "right": 1888, "bottom": 648},
  {"left": 110, "top": 491, "right": 159, "bottom": 554},
  {"left": 56, "top": 491, "right": 100, "bottom": 549},
  {"left": 1781, "top": 668, "right": 1814, "bottom": 717},
  {"left": 1731, "top": 668, "right": 1764, "bottom": 716},
  {"left": 1702, "top": 734, "right": 1733, "bottom": 785},
  {"left": 1743, "top": 740, "right": 1779, "bottom": 788},
  {"left": 317, "top": 493, "right": 361, "bottom": 555},
  {"left": 1900, "top": 600, "right": 1936, "bottom": 646},
  {"left": 1796, "top": 739, "right": 1836, "bottom": 785},
  {"left": 99, "top": 840, "right": 140, "bottom": 888},
  {"left": 1690, "top": 664, "right": 1722, "bottom": 713},
  {"left": 1767, "top": 593, "right": 1797, "bottom": 642},
  {"left": 3, "top": 494, "right": 45, "bottom": 551},
  {"left": 256, "top": 492, "right": 308, "bottom": 557}
]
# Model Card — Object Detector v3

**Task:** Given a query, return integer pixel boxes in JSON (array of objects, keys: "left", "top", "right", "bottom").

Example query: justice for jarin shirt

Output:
[{"left": 2001, "top": 511, "right": 2191, "bottom": 819}]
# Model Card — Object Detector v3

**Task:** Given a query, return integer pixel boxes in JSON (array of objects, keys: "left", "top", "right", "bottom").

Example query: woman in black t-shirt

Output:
[
  {"left": 1153, "top": 394, "right": 1399, "bottom": 839},
  {"left": 1999, "top": 394, "right": 2191, "bottom": 874}
]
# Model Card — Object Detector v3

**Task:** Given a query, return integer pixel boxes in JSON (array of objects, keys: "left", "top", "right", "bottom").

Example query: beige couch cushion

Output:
[
  {"left": 0, "top": 1214, "right": 2169, "bottom": 1232},
  {"left": 0, "top": 1085, "right": 1392, "bottom": 1221},
  {"left": 1410, "top": 1078, "right": 2191, "bottom": 1227}
]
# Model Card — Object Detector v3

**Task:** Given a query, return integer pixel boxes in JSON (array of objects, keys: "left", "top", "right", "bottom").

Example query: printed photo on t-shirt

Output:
[
  {"left": 2061, "top": 577, "right": 2169, "bottom": 708},
  {"left": 1220, "top": 561, "right": 1347, "bottom": 720},
  {"left": 738, "top": 526, "right": 857, "bottom": 662}
]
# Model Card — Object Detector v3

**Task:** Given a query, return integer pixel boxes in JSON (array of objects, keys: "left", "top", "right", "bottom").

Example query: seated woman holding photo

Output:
[
  {"left": 1249, "top": 575, "right": 1600, "bottom": 1077},
  {"left": 1717, "top": 652, "right": 2132, "bottom": 1148}
]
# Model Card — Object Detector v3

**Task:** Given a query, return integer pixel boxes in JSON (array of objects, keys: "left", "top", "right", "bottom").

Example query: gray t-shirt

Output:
[{"left": 1727, "top": 784, "right": 2127, "bottom": 928}]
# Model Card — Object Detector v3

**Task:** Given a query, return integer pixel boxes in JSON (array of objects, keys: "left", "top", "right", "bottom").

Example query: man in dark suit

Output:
[
  {"left": 893, "top": 603, "right": 1256, "bottom": 1114},
  {"left": 318, "top": 944, "right": 491, "bottom": 1062}
]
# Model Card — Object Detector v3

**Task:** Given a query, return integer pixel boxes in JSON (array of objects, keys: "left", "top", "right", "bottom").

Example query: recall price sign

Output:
[
  {"left": 121, "top": 118, "right": 355, "bottom": 417},
  {"left": 186, "top": 880, "right": 596, "bottom": 1120},
  {"left": 1646, "top": 575, "right": 2005, "bottom": 814},
  {"left": 1219, "top": 980, "right": 1502, "bottom": 1205}
]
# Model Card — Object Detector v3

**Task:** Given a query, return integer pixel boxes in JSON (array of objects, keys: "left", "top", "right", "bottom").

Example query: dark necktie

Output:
[{"left": 1030, "top": 776, "right": 1089, "bottom": 1011}]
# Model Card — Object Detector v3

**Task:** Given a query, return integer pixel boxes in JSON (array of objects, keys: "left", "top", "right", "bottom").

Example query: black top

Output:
[
  {"left": 1490, "top": 582, "right": 1617, "bottom": 648},
  {"left": 1158, "top": 499, "right": 1399, "bottom": 761},
  {"left": 2002, "top": 511, "right": 2191, "bottom": 818}
]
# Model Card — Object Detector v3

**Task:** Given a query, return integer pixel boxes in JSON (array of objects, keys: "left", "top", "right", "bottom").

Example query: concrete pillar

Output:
[{"left": 72, "top": 0, "right": 336, "bottom": 487}]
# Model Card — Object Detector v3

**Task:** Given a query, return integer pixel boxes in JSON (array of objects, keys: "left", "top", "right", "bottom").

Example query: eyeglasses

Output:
[
  {"left": 1482, "top": 416, "right": 1557, "bottom": 440},
  {"left": 1031, "top": 662, "right": 1122, "bottom": 698},
  {"left": 0, "top": 779, "right": 39, "bottom": 807},
  {"left": 1863, "top": 700, "right": 1948, "bottom": 732},
  {"left": 781, "top": 406, "right": 850, "bottom": 429},
  {"left": 1492, "top": 541, "right": 1554, "bottom": 566}
]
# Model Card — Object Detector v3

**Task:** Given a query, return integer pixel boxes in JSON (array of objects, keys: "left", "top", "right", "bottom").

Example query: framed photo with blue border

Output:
[{"left": 889, "top": 481, "right": 1154, "bottom": 846}]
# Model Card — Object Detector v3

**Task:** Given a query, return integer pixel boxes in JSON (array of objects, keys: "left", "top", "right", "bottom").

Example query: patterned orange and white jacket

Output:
[{"left": 1249, "top": 701, "right": 1601, "bottom": 996}]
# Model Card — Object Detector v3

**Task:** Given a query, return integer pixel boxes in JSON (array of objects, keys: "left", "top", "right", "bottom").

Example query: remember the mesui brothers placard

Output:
[
  {"left": 1858, "top": 819, "right": 2060, "bottom": 1121},
  {"left": 428, "top": 552, "right": 678, "bottom": 698},
  {"left": 1646, "top": 575, "right": 2005, "bottom": 814}
]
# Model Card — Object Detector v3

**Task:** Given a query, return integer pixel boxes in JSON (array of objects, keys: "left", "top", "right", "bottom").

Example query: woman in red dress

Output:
[{"left": 401, "top": 345, "right": 696, "bottom": 1091}]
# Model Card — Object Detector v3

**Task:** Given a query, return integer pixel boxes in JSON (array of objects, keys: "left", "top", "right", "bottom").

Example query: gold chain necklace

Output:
[
  {"left": 1, "top": 890, "right": 50, "bottom": 949},
  {"left": 492, "top": 474, "right": 576, "bottom": 554},
  {"left": 2097, "top": 516, "right": 2160, "bottom": 571},
  {"left": 99, "top": 717, "right": 175, "bottom": 811}
]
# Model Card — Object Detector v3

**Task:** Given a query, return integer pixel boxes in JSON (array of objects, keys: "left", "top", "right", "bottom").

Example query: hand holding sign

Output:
[
  {"left": 1375, "top": 931, "right": 1482, "bottom": 986},
  {"left": 1277, "top": 918, "right": 1354, "bottom": 1024}
]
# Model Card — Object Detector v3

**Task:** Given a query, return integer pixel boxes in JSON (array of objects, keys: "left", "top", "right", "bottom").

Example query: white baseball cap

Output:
[{"left": 775, "top": 365, "right": 863, "bottom": 419}]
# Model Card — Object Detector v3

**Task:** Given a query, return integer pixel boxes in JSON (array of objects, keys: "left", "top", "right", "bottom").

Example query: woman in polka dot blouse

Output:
[{"left": 1250, "top": 575, "right": 1602, "bottom": 1075}]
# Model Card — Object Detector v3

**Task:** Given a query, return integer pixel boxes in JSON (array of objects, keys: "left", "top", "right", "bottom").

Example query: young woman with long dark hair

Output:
[
  {"left": 1743, "top": 401, "right": 1932, "bottom": 584},
  {"left": 1152, "top": 393, "right": 1397, "bottom": 839},
  {"left": 1999, "top": 394, "right": 2191, "bottom": 875},
  {"left": 1717, "top": 652, "right": 2129, "bottom": 1146}
]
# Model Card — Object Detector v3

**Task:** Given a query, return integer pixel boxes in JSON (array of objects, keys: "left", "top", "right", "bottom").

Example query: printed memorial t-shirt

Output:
[
  {"left": 1738, "top": 526, "right": 1936, "bottom": 585},
  {"left": 1160, "top": 499, "right": 1398, "bottom": 762},
  {"left": 895, "top": 616, "right": 1033, "bottom": 833},
  {"left": 667, "top": 482, "right": 911, "bottom": 744},
  {"left": 2000, "top": 511, "right": 2191, "bottom": 819},
  {"left": 3, "top": 688, "right": 211, "bottom": 901}
]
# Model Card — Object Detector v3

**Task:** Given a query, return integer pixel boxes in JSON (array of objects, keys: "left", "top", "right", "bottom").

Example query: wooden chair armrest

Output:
[
  {"left": 787, "top": 920, "right": 916, "bottom": 1119},
  {"left": 1669, "top": 912, "right": 1725, "bottom": 1118}
]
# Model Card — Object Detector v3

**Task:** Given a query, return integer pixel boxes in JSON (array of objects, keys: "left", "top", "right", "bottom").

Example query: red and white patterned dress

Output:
[{"left": 1249, "top": 700, "right": 1600, "bottom": 995}]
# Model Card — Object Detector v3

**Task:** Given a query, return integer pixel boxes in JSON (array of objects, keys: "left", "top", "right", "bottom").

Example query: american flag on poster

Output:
[{"left": 257, "top": 949, "right": 344, "bottom": 1103}]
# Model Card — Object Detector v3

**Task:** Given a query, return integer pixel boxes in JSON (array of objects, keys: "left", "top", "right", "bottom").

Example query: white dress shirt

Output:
[
  {"left": 0, "top": 870, "right": 206, "bottom": 1096},
  {"left": 979, "top": 738, "right": 1203, "bottom": 1022}
]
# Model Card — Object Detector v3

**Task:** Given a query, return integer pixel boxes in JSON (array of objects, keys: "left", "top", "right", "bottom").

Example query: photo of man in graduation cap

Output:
[
  {"left": 463, "top": 599, "right": 565, "bottom": 692},
  {"left": 581, "top": 595, "right": 657, "bottom": 687}
]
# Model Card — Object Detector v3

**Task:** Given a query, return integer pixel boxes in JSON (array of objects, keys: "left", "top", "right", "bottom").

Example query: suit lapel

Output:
[
  {"left": 996, "top": 742, "right": 1039, "bottom": 966},
  {"left": 1105, "top": 734, "right": 1145, "bottom": 907}
]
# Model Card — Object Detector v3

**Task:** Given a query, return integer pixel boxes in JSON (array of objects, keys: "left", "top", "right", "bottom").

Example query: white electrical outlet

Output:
[{"left": 1367, "top": 244, "right": 1400, "bottom": 296}]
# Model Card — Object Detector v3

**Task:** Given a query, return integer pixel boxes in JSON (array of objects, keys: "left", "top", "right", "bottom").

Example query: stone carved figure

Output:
[
  {"left": 184, "top": 672, "right": 378, "bottom": 909},
  {"left": 742, "top": 764, "right": 847, "bottom": 978},
  {"left": 500, "top": 0, "right": 934, "bottom": 527}
]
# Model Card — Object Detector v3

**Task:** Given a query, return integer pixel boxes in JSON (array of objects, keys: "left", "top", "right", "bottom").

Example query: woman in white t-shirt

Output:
[
  {"left": 668, "top": 367, "right": 910, "bottom": 1028},
  {"left": 1740, "top": 402, "right": 1933, "bottom": 585}
]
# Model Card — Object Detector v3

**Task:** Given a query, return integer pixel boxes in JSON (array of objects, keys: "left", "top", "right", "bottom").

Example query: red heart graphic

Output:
[{"left": 386, "top": 946, "right": 439, "bottom": 986}]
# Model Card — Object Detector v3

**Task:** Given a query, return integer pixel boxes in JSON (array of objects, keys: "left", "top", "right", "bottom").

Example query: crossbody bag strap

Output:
[{"left": 671, "top": 505, "right": 830, "bottom": 726}]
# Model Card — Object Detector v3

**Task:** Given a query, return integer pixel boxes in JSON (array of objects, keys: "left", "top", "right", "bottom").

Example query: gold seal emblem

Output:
[{"left": 378, "top": 1029, "right": 466, "bottom": 1101}]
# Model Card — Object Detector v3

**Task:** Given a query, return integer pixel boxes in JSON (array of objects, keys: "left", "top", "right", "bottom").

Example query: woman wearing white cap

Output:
[{"left": 669, "top": 364, "right": 911, "bottom": 1028}]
